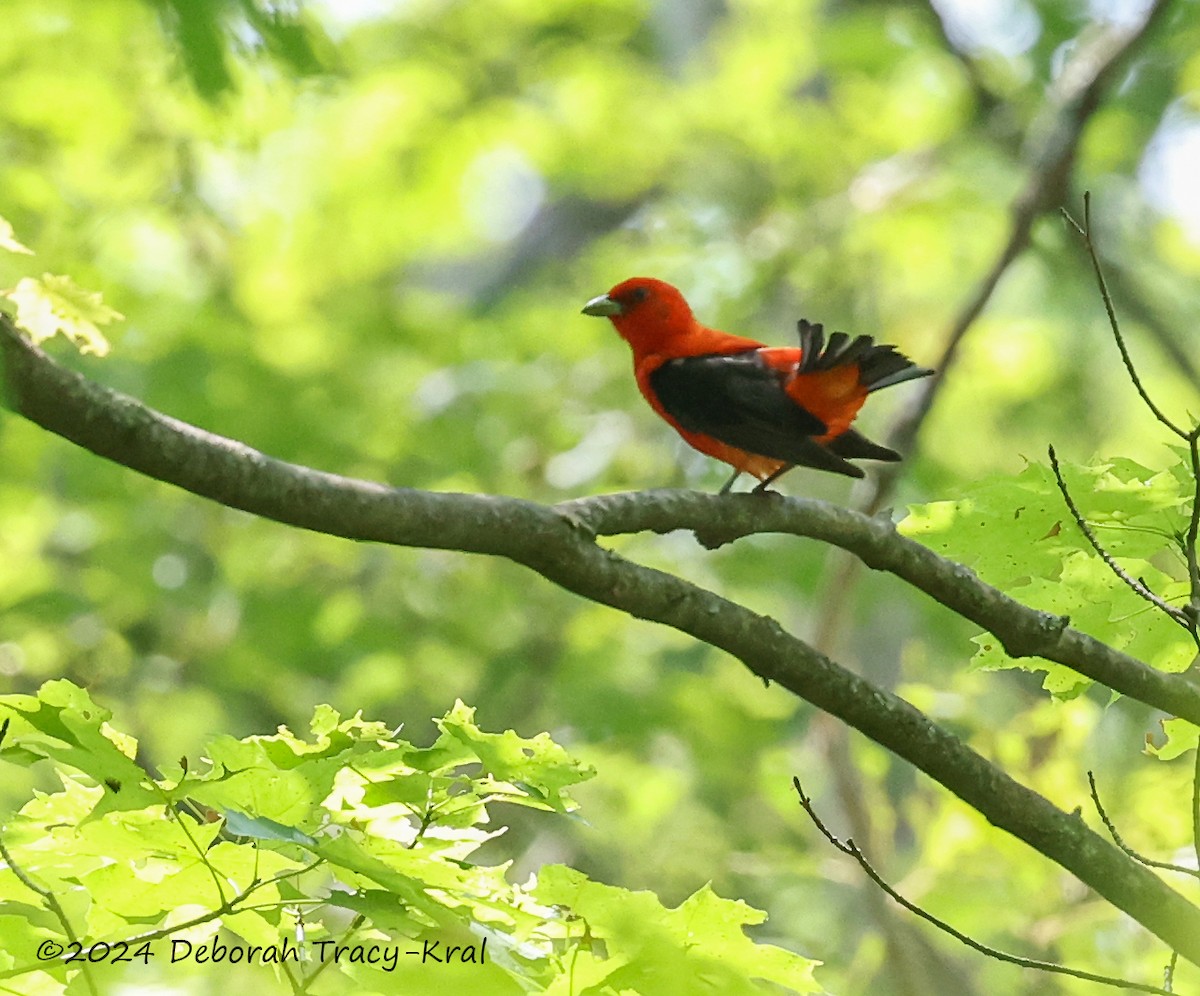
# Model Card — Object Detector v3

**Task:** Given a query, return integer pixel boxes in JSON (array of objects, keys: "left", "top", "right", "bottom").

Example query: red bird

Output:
[{"left": 582, "top": 277, "right": 932, "bottom": 493}]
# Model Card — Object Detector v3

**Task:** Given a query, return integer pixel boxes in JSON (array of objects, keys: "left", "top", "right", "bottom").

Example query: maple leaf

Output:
[{"left": 5, "top": 273, "right": 123, "bottom": 356}]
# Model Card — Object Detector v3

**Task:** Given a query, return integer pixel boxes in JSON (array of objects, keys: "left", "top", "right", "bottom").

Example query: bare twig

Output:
[
  {"left": 1087, "top": 771, "right": 1200, "bottom": 880},
  {"left": 1062, "top": 194, "right": 1187, "bottom": 438},
  {"left": 1103, "top": 268, "right": 1200, "bottom": 396},
  {"left": 1061, "top": 194, "right": 1200, "bottom": 633},
  {"left": 1048, "top": 444, "right": 1194, "bottom": 634},
  {"left": 795, "top": 777, "right": 1175, "bottom": 995}
]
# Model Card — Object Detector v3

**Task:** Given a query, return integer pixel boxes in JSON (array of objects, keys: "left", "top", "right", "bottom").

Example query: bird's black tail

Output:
[
  {"left": 827, "top": 427, "right": 901, "bottom": 463},
  {"left": 795, "top": 319, "right": 933, "bottom": 393}
]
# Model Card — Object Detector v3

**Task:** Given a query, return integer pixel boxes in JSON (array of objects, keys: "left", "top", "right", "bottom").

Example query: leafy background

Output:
[{"left": 2, "top": 0, "right": 1200, "bottom": 992}]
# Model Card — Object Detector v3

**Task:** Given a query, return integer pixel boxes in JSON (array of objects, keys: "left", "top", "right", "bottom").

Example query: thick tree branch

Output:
[
  {"left": 561, "top": 491, "right": 1200, "bottom": 725},
  {"left": 4, "top": 317, "right": 1200, "bottom": 963}
]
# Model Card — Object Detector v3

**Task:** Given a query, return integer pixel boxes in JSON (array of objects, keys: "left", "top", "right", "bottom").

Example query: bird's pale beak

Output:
[{"left": 582, "top": 294, "right": 622, "bottom": 317}]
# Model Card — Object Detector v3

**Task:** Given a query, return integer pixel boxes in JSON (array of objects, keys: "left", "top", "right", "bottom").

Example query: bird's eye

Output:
[{"left": 627, "top": 287, "right": 649, "bottom": 304}]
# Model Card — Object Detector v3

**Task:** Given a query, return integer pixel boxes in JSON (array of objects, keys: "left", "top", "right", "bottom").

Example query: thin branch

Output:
[
  {"left": 162, "top": 798, "right": 231, "bottom": 906},
  {"left": 1194, "top": 747, "right": 1200, "bottom": 880},
  {"left": 1048, "top": 444, "right": 1194, "bottom": 633},
  {"left": 1103, "top": 267, "right": 1200, "bottom": 397},
  {"left": 1087, "top": 771, "right": 1200, "bottom": 880},
  {"left": 0, "top": 832, "right": 100, "bottom": 996},
  {"left": 0, "top": 856, "right": 326, "bottom": 982},
  {"left": 1062, "top": 193, "right": 1187, "bottom": 439},
  {"left": 794, "top": 778, "right": 1174, "bottom": 996},
  {"left": 1186, "top": 432, "right": 1200, "bottom": 627},
  {"left": 5, "top": 321, "right": 1200, "bottom": 965},
  {"left": 1062, "top": 194, "right": 1200, "bottom": 635}
]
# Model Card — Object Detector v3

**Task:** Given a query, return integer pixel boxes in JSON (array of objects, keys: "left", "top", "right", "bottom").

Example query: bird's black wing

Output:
[{"left": 648, "top": 351, "right": 865, "bottom": 477}]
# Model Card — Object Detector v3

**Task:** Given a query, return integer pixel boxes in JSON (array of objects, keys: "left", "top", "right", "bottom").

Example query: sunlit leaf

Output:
[
  {"left": 5, "top": 274, "right": 122, "bottom": 356},
  {"left": 533, "top": 866, "right": 821, "bottom": 994},
  {"left": 1147, "top": 717, "right": 1200, "bottom": 761},
  {"left": 901, "top": 459, "right": 1195, "bottom": 688},
  {"left": 436, "top": 699, "right": 595, "bottom": 813}
]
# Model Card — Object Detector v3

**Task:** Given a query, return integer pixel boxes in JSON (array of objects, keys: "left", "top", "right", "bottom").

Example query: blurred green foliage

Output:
[{"left": 3, "top": 0, "right": 1200, "bottom": 992}]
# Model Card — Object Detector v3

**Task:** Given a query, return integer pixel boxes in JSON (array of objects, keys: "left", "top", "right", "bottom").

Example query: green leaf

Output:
[
  {"left": 436, "top": 700, "right": 596, "bottom": 813},
  {"left": 534, "top": 866, "right": 821, "bottom": 995},
  {"left": 901, "top": 460, "right": 1195, "bottom": 687},
  {"left": 5, "top": 273, "right": 122, "bottom": 356},
  {"left": 1147, "top": 718, "right": 1199, "bottom": 761},
  {"left": 0, "top": 690, "right": 811, "bottom": 993},
  {"left": 0, "top": 915, "right": 64, "bottom": 983},
  {"left": 326, "top": 888, "right": 430, "bottom": 936},
  {"left": 0, "top": 680, "right": 160, "bottom": 817},
  {"left": 179, "top": 710, "right": 398, "bottom": 827},
  {"left": 220, "top": 809, "right": 317, "bottom": 845}
]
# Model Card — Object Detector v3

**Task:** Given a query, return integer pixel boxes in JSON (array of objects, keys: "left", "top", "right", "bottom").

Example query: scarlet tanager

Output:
[{"left": 582, "top": 277, "right": 932, "bottom": 493}]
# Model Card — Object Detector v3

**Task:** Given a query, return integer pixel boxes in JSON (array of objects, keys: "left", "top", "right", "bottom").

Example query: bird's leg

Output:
[
  {"left": 718, "top": 469, "right": 742, "bottom": 495},
  {"left": 751, "top": 465, "right": 792, "bottom": 494}
]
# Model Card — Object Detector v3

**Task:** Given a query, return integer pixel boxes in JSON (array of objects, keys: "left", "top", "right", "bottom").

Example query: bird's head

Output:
[{"left": 582, "top": 277, "right": 695, "bottom": 352}]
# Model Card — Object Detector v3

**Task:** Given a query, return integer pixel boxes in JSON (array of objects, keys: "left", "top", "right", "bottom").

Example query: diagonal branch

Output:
[
  {"left": 1062, "top": 195, "right": 1186, "bottom": 439},
  {"left": 562, "top": 490, "right": 1200, "bottom": 725},
  {"left": 795, "top": 778, "right": 1174, "bottom": 995},
  {"left": 5, "top": 316, "right": 1200, "bottom": 964},
  {"left": 0, "top": 831, "right": 100, "bottom": 996},
  {"left": 866, "top": 0, "right": 1171, "bottom": 517},
  {"left": 1087, "top": 771, "right": 1200, "bottom": 881}
]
